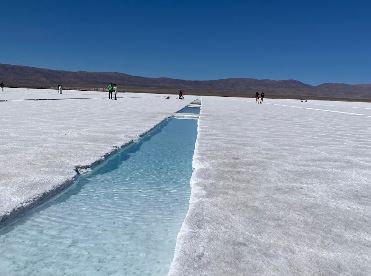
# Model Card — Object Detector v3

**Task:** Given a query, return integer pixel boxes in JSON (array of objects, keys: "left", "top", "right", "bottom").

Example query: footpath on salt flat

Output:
[
  {"left": 0, "top": 88, "right": 195, "bottom": 222},
  {"left": 170, "top": 97, "right": 371, "bottom": 275}
]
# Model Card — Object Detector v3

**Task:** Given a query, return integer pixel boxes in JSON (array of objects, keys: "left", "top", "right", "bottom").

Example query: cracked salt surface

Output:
[
  {"left": 170, "top": 97, "right": 371, "bottom": 275},
  {"left": 0, "top": 88, "right": 196, "bottom": 222}
]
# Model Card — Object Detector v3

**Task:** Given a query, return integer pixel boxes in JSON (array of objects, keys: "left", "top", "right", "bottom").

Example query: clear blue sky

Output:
[{"left": 1, "top": 0, "right": 370, "bottom": 84}]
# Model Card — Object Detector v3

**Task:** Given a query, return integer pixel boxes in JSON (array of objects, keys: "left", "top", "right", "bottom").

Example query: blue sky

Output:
[{"left": 1, "top": 0, "right": 370, "bottom": 84}]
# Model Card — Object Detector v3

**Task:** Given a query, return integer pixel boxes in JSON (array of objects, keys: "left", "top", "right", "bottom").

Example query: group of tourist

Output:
[
  {"left": 255, "top": 91, "right": 265, "bottom": 104},
  {"left": 105, "top": 85, "right": 185, "bottom": 101},
  {"left": 52, "top": 83, "right": 184, "bottom": 101},
  {"left": 2, "top": 81, "right": 266, "bottom": 104},
  {"left": 106, "top": 83, "right": 118, "bottom": 100}
]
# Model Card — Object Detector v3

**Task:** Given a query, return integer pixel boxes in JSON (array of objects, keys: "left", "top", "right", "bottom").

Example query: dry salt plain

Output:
[{"left": 1, "top": 88, "right": 371, "bottom": 275}]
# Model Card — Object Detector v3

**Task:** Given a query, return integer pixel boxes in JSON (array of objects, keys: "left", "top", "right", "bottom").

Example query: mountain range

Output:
[{"left": 1, "top": 63, "right": 370, "bottom": 101}]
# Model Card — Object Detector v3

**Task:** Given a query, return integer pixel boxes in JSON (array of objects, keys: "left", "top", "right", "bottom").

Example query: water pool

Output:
[
  {"left": 0, "top": 117, "right": 198, "bottom": 275},
  {"left": 177, "top": 105, "right": 200, "bottom": 114}
]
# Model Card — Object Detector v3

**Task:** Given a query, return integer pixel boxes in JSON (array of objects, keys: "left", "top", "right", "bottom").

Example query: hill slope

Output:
[{"left": 1, "top": 63, "right": 370, "bottom": 100}]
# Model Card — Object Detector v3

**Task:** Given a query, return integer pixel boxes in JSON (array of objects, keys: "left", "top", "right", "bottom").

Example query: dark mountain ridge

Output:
[{"left": 1, "top": 63, "right": 370, "bottom": 101}]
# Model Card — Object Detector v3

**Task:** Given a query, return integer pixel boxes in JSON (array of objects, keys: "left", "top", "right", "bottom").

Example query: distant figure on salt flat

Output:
[
  {"left": 255, "top": 91, "right": 260, "bottom": 103},
  {"left": 261, "top": 92, "right": 265, "bottom": 103},
  {"left": 178, "top": 89, "right": 184, "bottom": 99},
  {"left": 0, "top": 82, "right": 4, "bottom": 92},
  {"left": 107, "top": 83, "right": 114, "bottom": 99},
  {"left": 113, "top": 84, "right": 118, "bottom": 100},
  {"left": 58, "top": 84, "right": 63, "bottom": 94}
]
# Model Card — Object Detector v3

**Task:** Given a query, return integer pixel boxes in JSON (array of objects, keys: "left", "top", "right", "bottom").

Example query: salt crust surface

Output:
[
  {"left": 0, "top": 88, "right": 194, "bottom": 221},
  {"left": 2, "top": 90, "right": 371, "bottom": 275},
  {"left": 170, "top": 97, "right": 371, "bottom": 275}
]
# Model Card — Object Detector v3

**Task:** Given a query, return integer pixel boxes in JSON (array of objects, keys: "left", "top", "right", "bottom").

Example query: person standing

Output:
[
  {"left": 107, "top": 83, "right": 113, "bottom": 99},
  {"left": 58, "top": 84, "right": 63, "bottom": 94},
  {"left": 178, "top": 89, "right": 184, "bottom": 99},
  {"left": 260, "top": 92, "right": 265, "bottom": 103},
  {"left": 0, "top": 82, "right": 4, "bottom": 92},
  {"left": 255, "top": 91, "right": 260, "bottom": 103},
  {"left": 113, "top": 84, "right": 117, "bottom": 100}
]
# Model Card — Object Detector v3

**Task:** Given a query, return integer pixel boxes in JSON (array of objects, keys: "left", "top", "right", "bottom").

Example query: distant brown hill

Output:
[{"left": 1, "top": 63, "right": 371, "bottom": 101}]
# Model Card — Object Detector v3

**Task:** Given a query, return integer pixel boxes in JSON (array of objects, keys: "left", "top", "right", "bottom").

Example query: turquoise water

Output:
[
  {"left": 177, "top": 106, "right": 200, "bottom": 114},
  {"left": 0, "top": 117, "right": 198, "bottom": 276}
]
